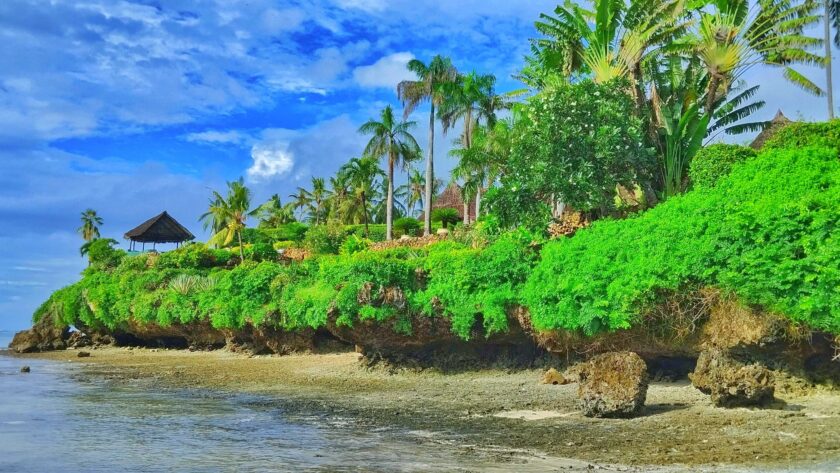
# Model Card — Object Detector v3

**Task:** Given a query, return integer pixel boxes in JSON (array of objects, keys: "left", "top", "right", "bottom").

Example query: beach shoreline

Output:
[{"left": 7, "top": 346, "right": 840, "bottom": 471}]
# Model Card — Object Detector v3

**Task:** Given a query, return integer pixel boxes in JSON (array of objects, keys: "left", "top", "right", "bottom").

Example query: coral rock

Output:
[
  {"left": 541, "top": 368, "right": 568, "bottom": 385},
  {"left": 577, "top": 351, "right": 649, "bottom": 418},
  {"left": 690, "top": 349, "right": 775, "bottom": 408}
]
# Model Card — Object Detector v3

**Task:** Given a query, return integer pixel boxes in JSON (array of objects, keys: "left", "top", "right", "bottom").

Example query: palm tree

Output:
[
  {"left": 288, "top": 186, "right": 312, "bottom": 222},
  {"left": 359, "top": 105, "right": 421, "bottom": 240},
  {"left": 533, "top": 0, "right": 690, "bottom": 111},
  {"left": 254, "top": 194, "right": 296, "bottom": 228},
  {"left": 439, "top": 72, "right": 497, "bottom": 150},
  {"left": 397, "top": 55, "right": 458, "bottom": 236},
  {"left": 327, "top": 173, "right": 352, "bottom": 223},
  {"left": 339, "top": 156, "right": 385, "bottom": 236},
  {"left": 200, "top": 178, "right": 252, "bottom": 261},
  {"left": 308, "top": 177, "right": 329, "bottom": 224},
  {"left": 694, "top": 0, "right": 823, "bottom": 116},
  {"left": 77, "top": 209, "right": 103, "bottom": 242},
  {"left": 825, "top": 0, "right": 840, "bottom": 118}
]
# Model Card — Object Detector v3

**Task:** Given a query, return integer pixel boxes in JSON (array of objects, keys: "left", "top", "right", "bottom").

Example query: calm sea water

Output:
[{"left": 0, "top": 331, "right": 565, "bottom": 473}]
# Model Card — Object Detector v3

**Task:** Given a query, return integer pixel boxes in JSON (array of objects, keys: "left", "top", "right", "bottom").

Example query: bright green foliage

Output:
[
  {"left": 524, "top": 146, "right": 840, "bottom": 335},
  {"left": 414, "top": 230, "right": 541, "bottom": 339},
  {"left": 156, "top": 244, "right": 231, "bottom": 269},
  {"left": 493, "top": 79, "right": 651, "bottom": 227},
  {"left": 689, "top": 144, "right": 757, "bottom": 189},
  {"left": 393, "top": 217, "right": 421, "bottom": 236},
  {"left": 83, "top": 239, "right": 125, "bottom": 270},
  {"left": 431, "top": 208, "right": 460, "bottom": 229},
  {"left": 340, "top": 235, "right": 371, "bottom": 255},
  {"left": 344, "top": 224, "right": 387, "bottom": 242},
  {"left": 243, "top": 224, "right": 309, "bottom": 244},
  {"left": 303, "top": 224, "right": 347, "bottom": 254},
  {"left": 762, "top": 120, "right": 840, "bottom": 151}
]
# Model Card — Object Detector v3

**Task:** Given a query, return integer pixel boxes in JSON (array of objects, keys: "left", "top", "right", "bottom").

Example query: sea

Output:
[{"left": 0, "top": 330, "right": 562, "bottom": 473}]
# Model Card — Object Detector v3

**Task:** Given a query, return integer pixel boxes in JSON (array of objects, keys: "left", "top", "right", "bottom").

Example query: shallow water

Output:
[{"left": 0, "top": 331, "right": 583, "bottom": 473}]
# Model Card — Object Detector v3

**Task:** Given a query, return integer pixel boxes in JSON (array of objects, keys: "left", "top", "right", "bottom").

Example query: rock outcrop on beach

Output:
[
  {"left": 690, "top": 349, "right": 775, "bottom": 407},
  {"left": 577, "top": 351, "right": 649, "bottom": 418},
  {"left": 10, "top": 312, "right": 69, "bottom": 353}
]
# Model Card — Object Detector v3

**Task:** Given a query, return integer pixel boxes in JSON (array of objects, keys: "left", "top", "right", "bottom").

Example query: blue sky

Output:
[{"left": 0, "top": 0, "right": 836, "bottom": 330}]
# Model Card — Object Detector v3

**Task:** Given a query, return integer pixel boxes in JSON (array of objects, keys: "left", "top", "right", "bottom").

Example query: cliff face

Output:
[{"left": 12, "top": 292, "right": 840, "bottom": 390}]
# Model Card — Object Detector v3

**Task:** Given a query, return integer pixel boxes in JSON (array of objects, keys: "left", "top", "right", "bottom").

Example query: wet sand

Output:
[{"left": 13, "top": 347, "right": 840, "bottom": 471}]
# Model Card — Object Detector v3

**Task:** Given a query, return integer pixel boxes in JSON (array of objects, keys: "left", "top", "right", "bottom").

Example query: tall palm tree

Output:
[
  {"left": 200, "top": 178, "right": 252, "bottom": 261},
  {"left": 288, "top": 186, "right": 312, "bottom": 222},
  {"left": 439, "top": 72, "right": 497, "bottom": 150},
  {"left": 339, "top": 156, "right": 385, "bottom": 236},
  {"left": 825, "top": 0, "right": 840, "bottom": 118},
  {"left": 327, "top": 173, "right": 352, "bottom": 223},
  {"left": 359, "top": 105, "right": 421, "bottom": 240},
  {"left": 77, "top": 209, "right": 103, "bottom": 242},
  {"left": 397, "top": 55, "right": 458, "bottom": 236},
  {"left": 308, "top": 177, "right": 329, "bottom": 224}
]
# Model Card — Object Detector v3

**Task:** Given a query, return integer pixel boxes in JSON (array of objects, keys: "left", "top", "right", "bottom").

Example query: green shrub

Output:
[
  {"left": 303, "top": 224, "right": 347, "bottom": 254},
  {"left": 523, "top": 146, "right": 840, "bottom": 335},
  {"left": 762, "top": 119, "right": 840, "bottom": 152},
  {"left": 244, "top": 242, "right": 277, "bottom": 262},
  {"left": 272, "top": 240, "right": 296, "bottom": 250},
  {"left": 83, "top": 238, "right": 125, "bottom": 270},
  {"left": 242, "top": 223, "right": 309, "bottom": 244},
  {"left": 156, "top": 244, "right": 218, "bottom": 269},
  {"left": 340, "top": 235, "right": 371, "bottom": 255},
  {"left": 431, "top": 208, "right": 461, "bottom": 229},
  {"left": 689, "top": 144, "right": 757, "bottom": 189},
  {"left": 345, "top": 224, "right": 387, "bottom": 242},
  {"left": 393, "top": 217, "right": 421, "bottom": 236}
]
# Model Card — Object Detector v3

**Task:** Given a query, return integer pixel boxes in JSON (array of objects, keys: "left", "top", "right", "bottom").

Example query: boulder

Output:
[
  {"left": 690, "top": 349, "right": 775, "bottom": 407},
  {"left": 577, "top": 351, "right": 649, "bottom": 418},
  {"left": 541, "top": 368, "right": 568, "bottom": 385},
  {"left": 10, "top": 311, "right": 70, "bottom": 353},
  {"left": 436, "top": 228, "right": 449, "bottom": 237},
  {"left": 77, "top": 351, "right": 91, "bottom": 358},
  {"left": 20, "top": 366, "right": 30, "bottom": 373}
]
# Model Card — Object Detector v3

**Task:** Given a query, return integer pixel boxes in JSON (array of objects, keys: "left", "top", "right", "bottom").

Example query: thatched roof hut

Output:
[
  {"left": 424, "top": 182, "right": 476, "bottom": 222},
  {"left": 750, "top": 110, "right": 791, "bottom": 150},
  {"left": 124, "top": 211, "right": 195, "bottom": 250}
]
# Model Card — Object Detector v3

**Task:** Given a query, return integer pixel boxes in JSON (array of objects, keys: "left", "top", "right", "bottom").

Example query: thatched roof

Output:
[
  {"left": 427, "top": 182, "right": 476, "bottom": 220},
  {"left": 750, "top": 110, "right": 791, "bottom": 150},
  {"left": 124, "top": 211, "right": 195, "bottom": 243}
]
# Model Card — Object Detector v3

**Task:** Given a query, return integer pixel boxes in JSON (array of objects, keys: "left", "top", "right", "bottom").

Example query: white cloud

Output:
[
  {"left": 247, "top": 142, "right": 295, "bottom": 181},
  {"left": 184, "top": 130, "right": 251, "bottom": 145},
  {"left": 353, "top": 52, "right": 415, "bottom": 88}
]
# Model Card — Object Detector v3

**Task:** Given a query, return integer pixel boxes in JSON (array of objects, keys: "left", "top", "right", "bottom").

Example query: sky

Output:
[{"left": 0, "top": 0, "right": 836, "bottom": 330}]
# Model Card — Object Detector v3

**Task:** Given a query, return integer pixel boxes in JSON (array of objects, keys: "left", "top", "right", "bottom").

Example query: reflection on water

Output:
[{"left": 0, "top": 331, "right": 555, "bottom": 473}]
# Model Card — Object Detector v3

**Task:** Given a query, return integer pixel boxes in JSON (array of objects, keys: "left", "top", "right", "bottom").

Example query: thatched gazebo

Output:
[
  {"left": 424, "top": 182, "right": 476, "bottom": 222},
  {"left": 750, "top": 110, "right": 791, "bottom": 150},
  {"left": 124, "top": 211, "right": 195, "bottom": 251}
]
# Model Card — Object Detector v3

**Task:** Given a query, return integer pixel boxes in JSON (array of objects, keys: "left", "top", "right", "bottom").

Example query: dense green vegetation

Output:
[
  {"left": 46, "top": 138, "right": 840, "bottom": 341},
  {"left": 524, "top": 145, "right": 840, "bottom": 335},
  {"left": 50, "top": 1, "right": 840, "bottom": 346}
]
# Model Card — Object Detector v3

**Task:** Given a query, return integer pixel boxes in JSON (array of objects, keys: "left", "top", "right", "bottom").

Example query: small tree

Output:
[
  {"left": 431, "top": 208, "right": 461, "bottom": 229},
  {"left": 491, "top": 79, "right": 651, "bottom": 228}
]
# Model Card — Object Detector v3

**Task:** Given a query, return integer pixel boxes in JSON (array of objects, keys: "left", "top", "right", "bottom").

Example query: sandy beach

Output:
[{"left": 9, "top": 346, "right": 840, "bottom": 472}]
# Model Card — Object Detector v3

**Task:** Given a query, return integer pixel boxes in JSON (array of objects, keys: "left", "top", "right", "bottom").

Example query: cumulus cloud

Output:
[
  {"left": 353, "top": 52, "right": 415, "bottom": 88},
  {"left": 247, "top": 143, "right": 295, "bottom": 181}
]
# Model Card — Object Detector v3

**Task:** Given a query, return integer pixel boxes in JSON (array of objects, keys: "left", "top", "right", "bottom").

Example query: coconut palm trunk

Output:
[
  {"left": 362, "top": 192, "right": 370, "bottom": 236},
  {"left": 237, "top": 228, "right": 244, "bottom": 261},
  {"left": 475, "top": 190, "right": 481, "bottom": 220},
  {"left": 424, "top": 103, "right": 435, "bottom": 236},
  {"left": 827, "top": 0, "right": 836, "bottom": 119},
  {"left": 386, "top": 150, "right": 395, "bottom": 241}
]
